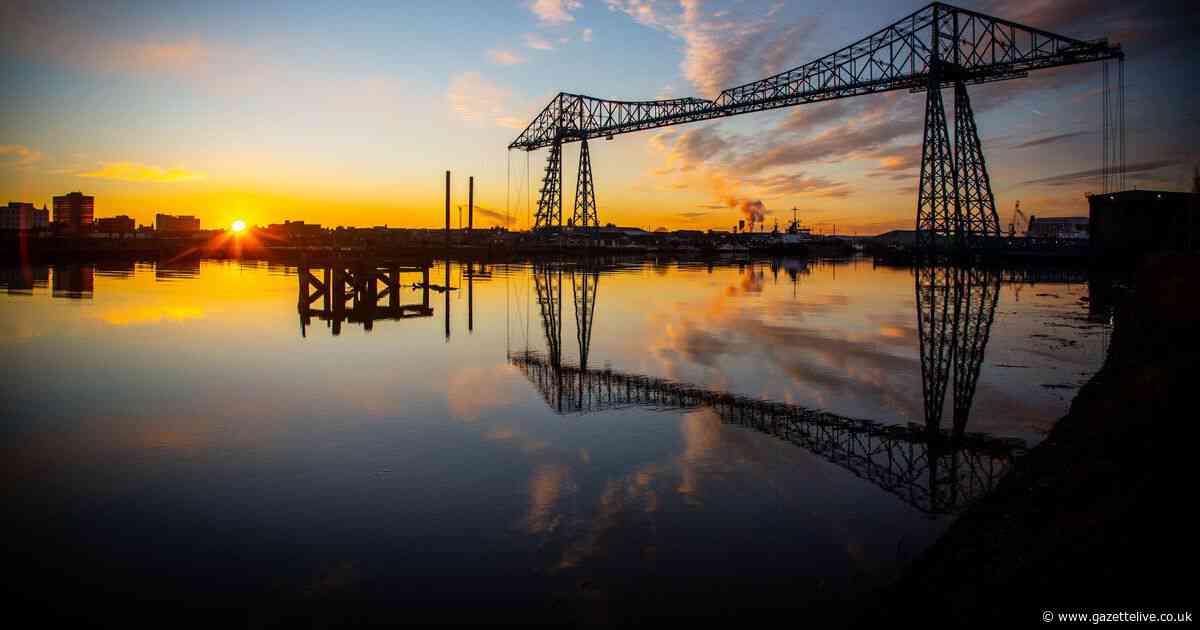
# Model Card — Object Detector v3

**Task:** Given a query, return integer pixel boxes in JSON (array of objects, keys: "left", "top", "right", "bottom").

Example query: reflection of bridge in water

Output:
[
  {"left": 513, "top": 260, "right": 1023, "bottom": 515},
  {"left": 297, "top": 258, "right": 493, "bottom": 337},
  {"left": 297, "top": 261, "right": 435, "bottom": 336}
]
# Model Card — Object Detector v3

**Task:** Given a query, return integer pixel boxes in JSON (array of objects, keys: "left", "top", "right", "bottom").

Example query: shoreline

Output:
[{"left": 858, "top": 253, "right": 1195, "bottom": 625}]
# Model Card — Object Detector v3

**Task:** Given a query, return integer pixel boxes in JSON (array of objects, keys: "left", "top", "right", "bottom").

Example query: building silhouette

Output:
[
  {"left": 1, "top": 202, "right": 50, "bottom": 230},
  {"left": 155, "top": 213, "right": 200, "bottom": 233},
  {"left": 95, "top": 215, "right": 136, "bottom": 234},
  {"left": 53, "top": 192, "right": 94, "bottom": 232}
]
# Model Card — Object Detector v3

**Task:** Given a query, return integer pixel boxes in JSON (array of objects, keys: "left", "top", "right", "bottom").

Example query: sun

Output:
[{"left": 231, "top": 219, "right": 247, "bottom": 233}]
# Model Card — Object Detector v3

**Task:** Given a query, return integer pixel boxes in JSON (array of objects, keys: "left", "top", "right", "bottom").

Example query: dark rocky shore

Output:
[{"left": 859, "top": 254, "right": 1196, "bottom": 626}]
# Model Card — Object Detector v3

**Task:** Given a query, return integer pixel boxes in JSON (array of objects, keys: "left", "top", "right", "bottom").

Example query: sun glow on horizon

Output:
[{"left": 231, "top": 219, "right": 246, "bottom": 233}]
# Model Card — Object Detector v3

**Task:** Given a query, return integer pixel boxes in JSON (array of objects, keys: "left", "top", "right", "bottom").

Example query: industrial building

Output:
[
  {"left": 1089, "top": 190, "right": 1199, "bottom": 259},
  {"left": 1026, "top": 216, "right": 1089, "bottom": 240}
]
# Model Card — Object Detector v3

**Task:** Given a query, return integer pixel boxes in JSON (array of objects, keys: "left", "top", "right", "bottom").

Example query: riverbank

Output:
[{"left": 859, "top": 254, "right": 1196, "bottom": 625}]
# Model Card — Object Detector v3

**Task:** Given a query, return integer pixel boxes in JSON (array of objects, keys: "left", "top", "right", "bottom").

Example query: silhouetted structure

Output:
[
  {"left": 2, "top": 202, "right": 49, "bottom": 230},
  {"left": 298, "top": 261, "right": 433, "bottom": 336},
  {"left": 95, "top": 215, "right": 135, "bottom": 234},
  {"left": 53, "top": 192, "right": 94, "bottom": 232},
  {"left": 155, "top": 213, "right": 200, "bottom": 234},
  {"left": 509, "top": 3, "right": 1123, "bottom": 248},
  {"left": 1088, "top": 190, "right": 1199, "bottom": 259}
]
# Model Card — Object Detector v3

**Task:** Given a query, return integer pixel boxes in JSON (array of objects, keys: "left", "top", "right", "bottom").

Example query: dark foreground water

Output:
[{"left": 0, "top": 257, "right": 1109, "bottom": 623}]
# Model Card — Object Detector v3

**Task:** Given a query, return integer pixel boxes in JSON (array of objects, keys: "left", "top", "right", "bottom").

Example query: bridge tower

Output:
[
  {"left": 534, "top": 140, "right": 563, "bottom": 230},
  {"left": 572, "top": 136, "right": 600, "bottom": 228},
  {"left": 916, "top": 5, "right": 1003, "bottom": 250},
  {"left": 953, "top": 83, "right": 1002, "bottom": 241}
]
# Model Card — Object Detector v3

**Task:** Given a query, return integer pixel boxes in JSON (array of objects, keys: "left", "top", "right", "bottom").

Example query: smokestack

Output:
[
  {"left": 468, "top": 176, "right": 474, "bottom": 231},
  {"left": 444, "top": 170, "right": 451, "bottom": 241}
]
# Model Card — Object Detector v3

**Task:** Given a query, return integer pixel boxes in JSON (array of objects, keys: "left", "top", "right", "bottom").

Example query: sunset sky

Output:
[{"left": 2, "top": 0, "right": 1197, "bottom": 234}]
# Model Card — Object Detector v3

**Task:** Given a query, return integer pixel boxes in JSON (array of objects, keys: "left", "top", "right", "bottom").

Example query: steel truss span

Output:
[{"left": 509, "top": 1, "right": 1122, "bottom": 235}]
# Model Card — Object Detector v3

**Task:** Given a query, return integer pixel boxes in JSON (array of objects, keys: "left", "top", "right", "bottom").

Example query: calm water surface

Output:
[{"left": 0, "top": 257, "right": 1109, "bottom": 621}]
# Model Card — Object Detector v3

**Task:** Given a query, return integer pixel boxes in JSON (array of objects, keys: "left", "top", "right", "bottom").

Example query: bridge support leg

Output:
[
  {"left": 953, "top": 82, "right": 1002, "bottom": 243},
  {"left": 534, "top": 141, "right": 563, "bottom": 230},
  {"left": 916, "top": 81, "right": 957, "bottom": 251},
  {"left": 572, "top": 136, "right": 599, "bottom": 228}
]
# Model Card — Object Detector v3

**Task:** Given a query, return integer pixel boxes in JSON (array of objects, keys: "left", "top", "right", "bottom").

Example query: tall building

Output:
[
  {"left": 1, "top": 202, "right": 50, "bottom": 230},
  {"left": 53, "top": 192, "right": 95, "bottom": 231},
  {"left": 156, "top": 213, "right": 200, "bottom": 233}
]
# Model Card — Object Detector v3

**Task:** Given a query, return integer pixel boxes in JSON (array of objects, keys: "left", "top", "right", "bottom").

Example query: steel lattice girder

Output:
[
  {"left": 953, "top": 82, "right": 1002, "bottom": 239},
  {"left": 508, "top": 2, "right": 1122, "bottom": 151},
  {"left": 533, "top": 141, "right": 563, "bottom": 229}
]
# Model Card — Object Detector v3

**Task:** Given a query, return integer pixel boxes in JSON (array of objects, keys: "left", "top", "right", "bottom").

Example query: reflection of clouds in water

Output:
[
  {"left": 523, "top": 464, "right": 573, "bottom": 535},
  {"left": 647, "top": 278, "right": 921, "bottom": 422},
  {"left": 446, "top": 364, "right": 518, "bottom": 422}
]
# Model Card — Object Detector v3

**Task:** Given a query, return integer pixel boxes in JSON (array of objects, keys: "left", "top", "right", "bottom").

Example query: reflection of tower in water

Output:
[
  {"left": 915, "top": 265, "right": 1002, "bottom": 435},
  {"left": 531, "top": 261, "right": 601, "bottom": 411},
  {"left": 513, "top": 260, "right": 1015, "bottom": 515}
]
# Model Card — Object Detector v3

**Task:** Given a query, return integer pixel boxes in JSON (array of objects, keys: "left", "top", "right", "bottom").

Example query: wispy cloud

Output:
[
  {"left": 606, "top": 0, "right": 822, "bottom": 99},
  {"left": 78, "top": 162, "right": 206, "bottom": 183},
  {"left": 0, "top": 144, "right": 44, "bottom": 166},
  {"left": 1010, "top": 131, "right": 1090, "bottom": 150},
  {"left": 487, "top": 49, "right": 526, "bottom": 65},
  {"left": 581, "top": 27, "right": 593, "bottom": 42},
  {"left": 446, "top": 72, "right": 527, "bottom": 129},
  {"left": 1021, "top": 160, "right": 1178, "bottom": 186},
  {"left": 524, "top": 33, "right": 555, "bottom": 50},
  {"left": 528, "top": 0, "right": 582, "bottom": 25}
]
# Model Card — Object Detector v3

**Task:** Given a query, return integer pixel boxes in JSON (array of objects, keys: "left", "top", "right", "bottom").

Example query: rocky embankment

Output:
[{"left": 860, "top": 254, "right": 1196, "bottom": 625}]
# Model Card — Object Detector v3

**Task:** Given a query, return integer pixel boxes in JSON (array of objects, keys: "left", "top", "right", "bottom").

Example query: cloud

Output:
[
  {"left": 487, "top": 49, "right": 526, "bottom": 65},
  {"left": 528, "top": 0, "right": 582, "bottom": 25},
  {"left": 1010, "top": 131, "right": 1090, "bottom": 150},
  {"left": 979, "top": 0, "right": 1200, "bottom": 55},
  {"left": 0, "top": 144, "right": 43, "bottom": 166},
  {"left": 582, "top": 27, "right": 593, "bottom": 42},
  {"left": 677, "top": 211, "right": 709, "bottom": 220},
  {"left": 607, "top": 0, "right": 823, "bottom": 99},
  {"left": 446, "top": 72, "right": 524, "bottom": 129},
  {"left": 1020, "top": 160, "right": 1179, "bottom": 186},
  {"left": 524, "top": 33, "right": 555, "bottom": 50},
  {"left": 78, "top": 162, "right": 206, "bottom": 183}
]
